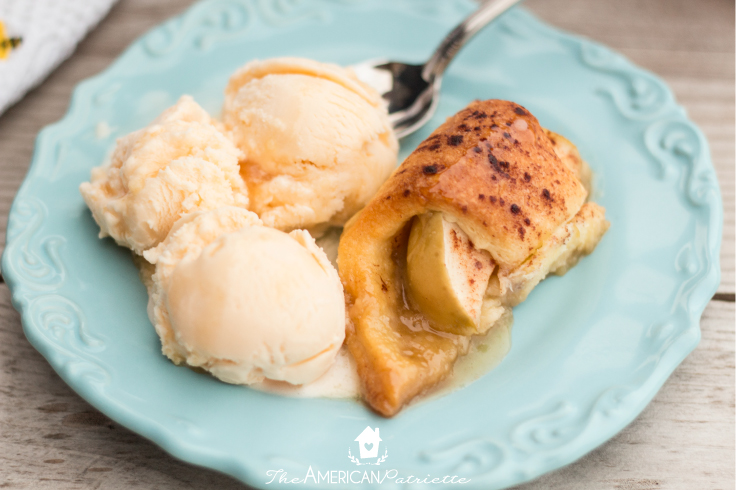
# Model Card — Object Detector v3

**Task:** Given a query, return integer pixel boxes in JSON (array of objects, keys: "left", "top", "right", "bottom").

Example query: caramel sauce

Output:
[{"left": 251, "top": 226, "right": 512, "bottom": 401}]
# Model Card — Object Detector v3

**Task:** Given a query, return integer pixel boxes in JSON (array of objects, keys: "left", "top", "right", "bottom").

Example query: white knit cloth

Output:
[{"left": 0, "top": 0, "right": 118, "bottom": 115}]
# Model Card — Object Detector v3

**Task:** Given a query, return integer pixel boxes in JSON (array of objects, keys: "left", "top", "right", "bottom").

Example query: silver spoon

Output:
[{"left": 352, "top": 0, "right": 524, "bottom": 139}]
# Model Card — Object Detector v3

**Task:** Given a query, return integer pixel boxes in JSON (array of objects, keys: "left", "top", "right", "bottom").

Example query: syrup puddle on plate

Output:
[
  {"left": 252, "top": 226, "right": 511, "bottom": 402},
  {"left": 250, "top": 320, "right": 511, "bottom": 401}
]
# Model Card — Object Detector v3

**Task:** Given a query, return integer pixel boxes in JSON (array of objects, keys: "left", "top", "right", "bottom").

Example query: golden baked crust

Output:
[
  {"left": 343, "top": 100, "right": 587, "bottom": 271},
  {"left": 544, "top": 128, "right": 592, "bottom": 195},
  {"left": 338, "top": 100, "right": 607, "bottom": 416}
]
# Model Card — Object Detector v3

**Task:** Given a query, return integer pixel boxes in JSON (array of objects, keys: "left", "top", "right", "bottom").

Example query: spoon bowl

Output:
[
  {"left": 352, "top": 60, "right": 439, "bottom": 138},
  {"left": 351, "top": 0, "right": 524, "bottom": 138}
]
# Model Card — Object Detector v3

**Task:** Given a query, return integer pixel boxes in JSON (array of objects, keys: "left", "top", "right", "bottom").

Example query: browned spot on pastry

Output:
[
  {"left": 447, "top": 135, "right": 464, "bottom": 146},
  {"left": 510, "top": 204, "right": 521, "bottom": 214},
  {"left": 450, "top": 229, "right": 460, "bottom": 248},
  {"left": 461, "top": 205, "right": 468, "bottom": 214},
  {"left": 514, "top": 106, "right": 527, "bottom": 116},
  {"left": 488, "top": 153, "right": 510, "bottom": 178},
  {"left": 423, "top": 164, "right": 438, "bottom": 175},
  {"left": 491, "top": 123, "right": 499, "bottom": 129},
  {"left": 473, "top": 146, "right": 482, "bottom": 153},
  {"left": 417, "top": 136, "right": 442, "bottom": 152},
  {"left": 403, "top": 189, "right": 410, "bottom": 197},
  {"left": 499, "top": 198, "right": 505, "bottom": 205},
  {"left": 489, "top": 196, "right": 497, "bottom": 204},
  {"left": 524, "top": 218, "right": 531, "bottom": 225},
  {"left": 380, "top": 277, "right": 388, "bottom": 292},
  {"left": 524, "top": 172, "right": 531, "bottom": 182},
  {"left": 518, "top": 226, "right": 526, "bottom": 239},
  {"left": 468, "top": 110, "right": 488, "bottom": 120},
  {"left": 478, "top": 194, "right": 485, "bottom": 200},
  {"left": 542, "top": 189, "right": 552, "bottom": 200},
  {"left": 474, "top": 260, "right": 483, "bottom": 269}
]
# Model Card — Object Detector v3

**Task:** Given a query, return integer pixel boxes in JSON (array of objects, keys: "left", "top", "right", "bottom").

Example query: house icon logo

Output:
[
  {"left": 356, "top": 427, "right": 382, "bottom": 459},
  {"left": 348, "top": 426, "right": 388, "bottom": 466}
]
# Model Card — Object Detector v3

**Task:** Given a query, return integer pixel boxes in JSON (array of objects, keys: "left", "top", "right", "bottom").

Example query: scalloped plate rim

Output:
[{"left": 1, "top": 0, "right": 723, "bottom": 488}]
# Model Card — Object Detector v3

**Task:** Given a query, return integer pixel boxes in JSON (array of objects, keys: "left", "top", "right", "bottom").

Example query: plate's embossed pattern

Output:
[
  {"left": 28, "top": 294, "right": 110, "bottom": 385},
  {"left": 419, "top": 438, "right": 506, "bottom": 477},
  {"left": 143, "top": 0, "right": 253, "bottom": 55},
  {"left": 579, "top": 43, "right": 672, "bottom": 121},
  {"left": 30, "top": 295, "right": 105, "bottom": 351},
  {"left": 1, "top": 1, "right": 722, "bottom": 489},
  {"left": 511, "top": 402, "right": 582, "bottom": 453},
  {"left": 645, "top": 118, "right": 720, "bottom": 205},
  {"left": 3, "top": 198, "right": 110, "bottom": 387},
  {"left": 142, "top": 0, "right": 361, "bottom": 56},
  {"left": 254, "top": 0, "right": 333, "bottom": 26},
  {"left": 5, "top": 198, "right": 66, "bottom": 293},
  {"left": 93, "top": 81, "right": 122, "bottom": 107}
]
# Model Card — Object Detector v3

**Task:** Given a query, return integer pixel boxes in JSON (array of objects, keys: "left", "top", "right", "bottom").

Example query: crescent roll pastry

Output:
[{"left": 338, "top": 99, "right": 609, "bottom": 416}]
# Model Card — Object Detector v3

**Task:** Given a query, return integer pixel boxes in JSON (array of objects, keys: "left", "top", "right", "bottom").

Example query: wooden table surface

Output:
[{"left": 0, "top": 0, "right": 733, "bottom": 488}]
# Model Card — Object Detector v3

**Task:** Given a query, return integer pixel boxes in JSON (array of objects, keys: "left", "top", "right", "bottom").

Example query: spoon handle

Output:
[{"left": 422, "top": 0, "right": 524, "bottom": 81}]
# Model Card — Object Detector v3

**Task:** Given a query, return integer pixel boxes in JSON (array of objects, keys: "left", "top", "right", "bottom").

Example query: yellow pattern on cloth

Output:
[{"left": 0, "top": 21, "right": 22, "bottom": 60}]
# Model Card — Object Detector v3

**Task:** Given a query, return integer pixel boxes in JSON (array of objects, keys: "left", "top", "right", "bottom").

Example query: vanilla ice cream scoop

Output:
[
  {"left": 80, "top": 95, "right": 248, "bottom": 255},
  {"left": 145, "top": 206, "right": 264, "bottom": 363},
  {"left": 147, "top": 206, "right": 345, "bottom": 385},
  {"left": 222, "top": 57, "right": 398, "bottom": 234}
]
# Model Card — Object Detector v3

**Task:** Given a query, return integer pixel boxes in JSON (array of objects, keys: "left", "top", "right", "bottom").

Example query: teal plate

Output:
[{"left": 1, "top": 1, "right": 722, "bottom": 488}]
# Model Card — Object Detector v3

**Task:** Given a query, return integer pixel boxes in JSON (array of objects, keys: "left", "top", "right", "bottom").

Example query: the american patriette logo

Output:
[
  {"left": 348, "top": 426, "right": 388, "bottom": 465},
  {"left": 265, "top": 425, "right": 471, "bottom": 484}
]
